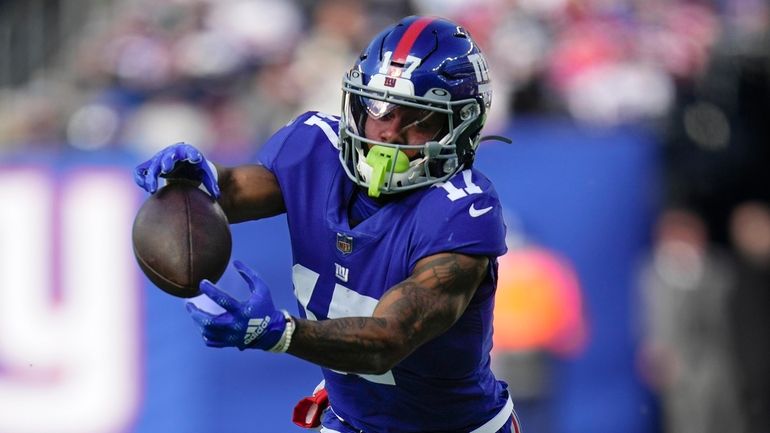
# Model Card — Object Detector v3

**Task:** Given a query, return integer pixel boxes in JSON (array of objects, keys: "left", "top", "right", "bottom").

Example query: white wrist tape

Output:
[{"left": 268, "top": 310, "right": 295, "bottom": 353}]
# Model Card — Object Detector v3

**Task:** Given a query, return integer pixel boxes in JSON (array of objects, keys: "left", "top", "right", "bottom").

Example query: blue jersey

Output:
[{"left": 258, "top": 112, "right": 510, "bottom": 433}]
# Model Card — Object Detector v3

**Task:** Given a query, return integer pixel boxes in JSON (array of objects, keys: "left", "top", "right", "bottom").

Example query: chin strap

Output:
[{"left": 480, "top": 135, "right": 513, "bottom": 144}]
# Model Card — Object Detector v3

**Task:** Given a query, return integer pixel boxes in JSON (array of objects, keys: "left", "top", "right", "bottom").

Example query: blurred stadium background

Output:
[{"left": 1, "top": 0, "right": 768, "bottom": 432}]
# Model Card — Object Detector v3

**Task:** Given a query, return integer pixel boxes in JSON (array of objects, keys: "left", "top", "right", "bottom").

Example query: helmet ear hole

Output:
[
  {"left": 459, "top": 103, "right": 478, "bottom": 121},
  {"left": 450, "top": 103, "right": 484, "bottom": 169}
]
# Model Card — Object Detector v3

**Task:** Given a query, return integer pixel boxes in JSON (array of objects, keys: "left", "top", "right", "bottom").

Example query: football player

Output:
[{"left": 135, "top": 16, "right": 521, "bottom": 433}]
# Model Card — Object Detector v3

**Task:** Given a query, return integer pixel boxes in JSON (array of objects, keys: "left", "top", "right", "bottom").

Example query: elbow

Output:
[
  {"left": 365, "top": 337, "right": 411, "bottom": 375},
  {"left": 367, "top": 355, "right": 398, "bottom": 376}
]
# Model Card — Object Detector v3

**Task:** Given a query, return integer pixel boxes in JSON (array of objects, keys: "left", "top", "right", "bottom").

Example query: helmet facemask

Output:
[{"left": 339, "top": 69, "right": 484, "bottom": 197}]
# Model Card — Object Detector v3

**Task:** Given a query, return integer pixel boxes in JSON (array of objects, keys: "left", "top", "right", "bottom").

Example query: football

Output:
[{"left": 132, "top": 181, "right": 232, "bottom": 298}]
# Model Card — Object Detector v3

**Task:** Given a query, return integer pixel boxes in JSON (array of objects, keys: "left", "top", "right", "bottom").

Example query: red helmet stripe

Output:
[{"left": 391, "top": 17, "right": 435, "bottom": 64}]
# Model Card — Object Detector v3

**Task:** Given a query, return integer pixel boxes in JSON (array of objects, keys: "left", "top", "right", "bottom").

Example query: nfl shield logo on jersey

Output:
[{"left": 336, "top": 233, "right": 353, "bottom": 254}]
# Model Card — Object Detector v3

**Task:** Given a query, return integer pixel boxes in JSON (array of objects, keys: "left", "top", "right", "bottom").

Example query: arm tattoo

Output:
[
  {"left": 384, "top": 254, "right": 487, "bottom": 344},
  {"left": 288, "top": 317, "right": 394, "bottom": 373},
  {"left": 286, "top": 253, "right": 488, "bottom": 374}
]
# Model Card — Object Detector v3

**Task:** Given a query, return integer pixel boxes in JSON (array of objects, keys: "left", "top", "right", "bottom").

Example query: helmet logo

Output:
[{"left": 467, "top": 53, "right": 490, "bottom": 83}]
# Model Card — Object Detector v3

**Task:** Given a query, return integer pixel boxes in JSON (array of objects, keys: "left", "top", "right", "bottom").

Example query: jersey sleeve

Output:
[{"left": 408, "top": 170, "right": 507, "bottom": 271}]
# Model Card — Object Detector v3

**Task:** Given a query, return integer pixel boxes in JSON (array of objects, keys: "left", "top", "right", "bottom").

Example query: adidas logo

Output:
[{"left": 244, "top": 317, "right": 271, "bottom": 346}]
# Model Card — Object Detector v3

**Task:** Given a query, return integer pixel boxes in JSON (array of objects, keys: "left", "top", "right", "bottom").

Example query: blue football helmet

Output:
[{"left": 339, "top": 16, "right": 493, "bottom": 196}]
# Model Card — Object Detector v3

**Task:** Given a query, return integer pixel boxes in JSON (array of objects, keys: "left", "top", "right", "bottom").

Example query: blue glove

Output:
[
  {"left": 134, "top": 142, "right": 220, "bottom": 198},
  {"left": 186, "top": 260, "right": 288, "bottom": 351}
]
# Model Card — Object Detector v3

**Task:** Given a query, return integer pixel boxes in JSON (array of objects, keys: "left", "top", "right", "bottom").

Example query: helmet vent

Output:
[
  {"left": 454, "top": 26, "right": 470, "bottom": 38},
  {"left": 440, "top": 60, "right": 476, "bottom": 80}
]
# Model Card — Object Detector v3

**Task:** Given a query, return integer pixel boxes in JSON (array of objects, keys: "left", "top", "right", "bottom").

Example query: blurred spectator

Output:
[
  {"left": 242, "top": 60, "right": 304, "bottom": 144},
  {"left": 638, "top": 208, "right": 745, "bottom": 433},
  {"left": 661, "top": 1, "right": 770, "bottom": 244},
  {"left": 122, "top": 99, "right": 215, "bottom": 156},
  {"left": 289, "top": 0, "right": 370, "bottom": 117},
  {"left": 55, "top": 0, "right": 305, "bottom": 159},
  {"left": 487, "top": 8, "right": 555, "bottom": 119},
  {"left": 2, "top": 0, "right": 766, "bottom": 157},
  {"left": 728, "top": 201, "right": 770, "bottom": 433},
  {"left": 0, "top": 77, "right": 74, "bottom": 153},
  {"left": 492, "top": 218, "right": 587, "bottom": 433}
]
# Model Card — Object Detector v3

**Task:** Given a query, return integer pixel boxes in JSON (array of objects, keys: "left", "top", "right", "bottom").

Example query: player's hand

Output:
[
  {"left": 186, "top": 260, "right": 288, "bottom": 351},
  {"left": 134, "top": 142, "right": 221, "bottom": 198}
]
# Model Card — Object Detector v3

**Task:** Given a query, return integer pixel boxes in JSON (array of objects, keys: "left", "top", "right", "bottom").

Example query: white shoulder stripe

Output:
[{"left": 304, "top": 114, "right": 340, "bottom": 149}]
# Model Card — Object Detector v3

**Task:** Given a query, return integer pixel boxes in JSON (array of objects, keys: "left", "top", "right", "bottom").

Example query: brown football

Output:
[{"left": 132, "top": 181, "right": 232, "bottom": 298}]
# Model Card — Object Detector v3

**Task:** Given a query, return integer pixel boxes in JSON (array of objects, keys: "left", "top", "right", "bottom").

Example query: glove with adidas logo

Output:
[{"left": 186, "top": 260, "right": 294, "bottom": 352}]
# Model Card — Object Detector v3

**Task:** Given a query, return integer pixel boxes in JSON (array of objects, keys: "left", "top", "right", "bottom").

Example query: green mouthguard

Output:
[{"left": 365, "top": 145, "right": 410, "bottom": 197}]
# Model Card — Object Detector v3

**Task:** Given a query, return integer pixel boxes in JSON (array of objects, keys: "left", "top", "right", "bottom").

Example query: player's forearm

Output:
[
  {"left": 287, "top": 317, "right": 409, "bottom": 375},
  {"left": 285, "top": 254, "right": 488, "bottom": 374},
  {"left": 216, "top": 164, "right": 286, "bottom": 222}
]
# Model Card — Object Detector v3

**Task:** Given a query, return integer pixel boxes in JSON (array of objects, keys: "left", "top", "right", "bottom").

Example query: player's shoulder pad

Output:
[
  {"left": 279, "top": 111, "right": 339, "bottom": 139},
  {"left": 258, "top": 111, "right": 340, "bottom": 169},
  {"left": 293, "top": 111, "right": 341, "bottom": 146},
  {"left": 420, "top": 168, "right": 502, "bottom": 216},
  {"left": 414, "top": 168, "right": 504, "bottom": 233},
  {"left": 409, "top": 168, "right": 507, "bottom": 259}
]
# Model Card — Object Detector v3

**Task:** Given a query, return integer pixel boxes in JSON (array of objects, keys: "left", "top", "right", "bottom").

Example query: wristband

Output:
[{"left": 269, "top": 310, "right": 295, "bottom": 353}]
